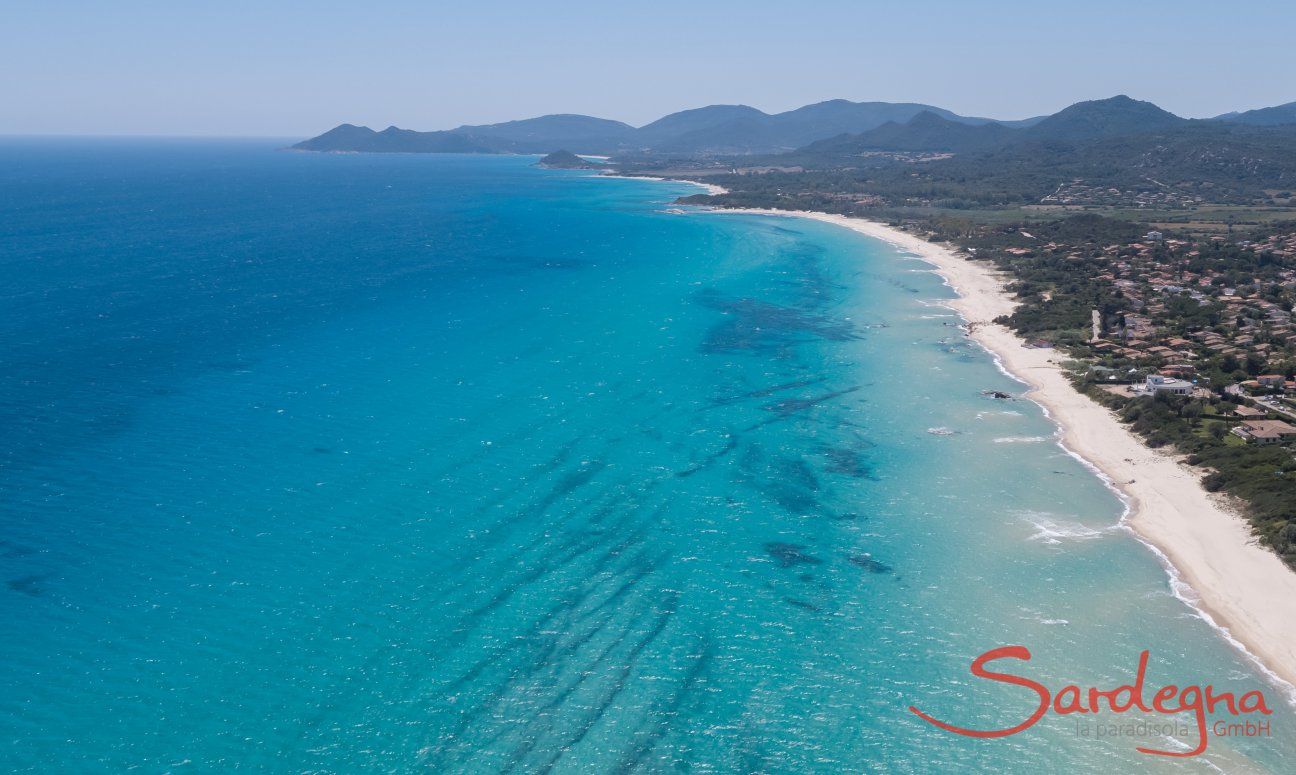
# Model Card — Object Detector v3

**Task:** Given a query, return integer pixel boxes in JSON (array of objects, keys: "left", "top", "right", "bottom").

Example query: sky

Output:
[{"left": 4, "top": 0, "right": 1295, "bottom": 137}]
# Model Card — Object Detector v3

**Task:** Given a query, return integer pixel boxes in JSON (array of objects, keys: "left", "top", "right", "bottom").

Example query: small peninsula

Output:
[{"left": 536, "top": 150, "right": 607, "bottom": 170}]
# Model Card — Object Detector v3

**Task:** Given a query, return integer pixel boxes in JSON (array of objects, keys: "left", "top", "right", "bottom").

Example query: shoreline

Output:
[
  {"left": 598, "top": 172, "right": 729, "bottom": 197},
  {"left": 712, "top": 207, "right": 1296, "bottom": 696}
]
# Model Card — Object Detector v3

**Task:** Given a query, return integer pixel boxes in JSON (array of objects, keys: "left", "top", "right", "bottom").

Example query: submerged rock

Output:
[
  {"left": 763, "top": 542, "right": 823, "bottom": 568},
  {"left": 848, "top": 554, "right": 894, "bottom": 574},
  {"left": 784, "top": 597, "right": 822, "bottom": 612}
]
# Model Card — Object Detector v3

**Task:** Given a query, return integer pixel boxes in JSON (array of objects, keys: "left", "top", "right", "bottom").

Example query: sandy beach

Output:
[
  {"left": 719, "top": 207, "right": 1296, "bottom": 695},
  {"left": 599, "top": 172, "right": 729, "bottom": 197}
]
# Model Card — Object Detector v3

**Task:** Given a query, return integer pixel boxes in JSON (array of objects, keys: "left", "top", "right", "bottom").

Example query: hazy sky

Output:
[{"left": 4, "top": 0, "right": 1294, "bottom": 136}]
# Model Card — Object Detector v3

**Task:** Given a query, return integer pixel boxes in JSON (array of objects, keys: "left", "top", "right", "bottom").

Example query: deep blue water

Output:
[{"left": 0, "top": 140, "right": 1291, "bottom": 772}]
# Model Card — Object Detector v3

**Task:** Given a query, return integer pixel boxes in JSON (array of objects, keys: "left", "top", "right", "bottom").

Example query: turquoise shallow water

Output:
[{"left": 0, "top": 140, "right": 1291, "bottom": 772}]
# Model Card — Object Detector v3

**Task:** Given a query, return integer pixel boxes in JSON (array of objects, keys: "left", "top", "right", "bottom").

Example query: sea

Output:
[{"left": 0, "top": 139, "right": 1291, "bottom": 773}]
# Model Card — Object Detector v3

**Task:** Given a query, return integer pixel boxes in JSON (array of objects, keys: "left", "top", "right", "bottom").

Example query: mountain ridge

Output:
[
  {"left": 1214, "top": 101, "right": 1296, "bottom": 126},
  {"left": 1020, "top": 95, "right": 1186, "bottom": 142},
  {"left": 292, "top": 96, "right": 1296, "bottom": 157},
  {"left": 293, "top": 100, "right": 1019, "bottom": 156}
]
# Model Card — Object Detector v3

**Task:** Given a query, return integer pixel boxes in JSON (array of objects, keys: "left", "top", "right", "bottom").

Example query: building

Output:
[
  {"left": 1143, "top": 375, "right": 1193, "bottom": 395},
  {"left": 1232, "top": 419, "right": 1296, "bottom": 444},
  {"left": 1232, "top": 404, "right": 1269, "bottom": 419}
]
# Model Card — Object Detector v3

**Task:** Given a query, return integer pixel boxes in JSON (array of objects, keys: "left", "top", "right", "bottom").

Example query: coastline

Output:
[
  {"left": 599, "top": 172, "right": 729, "bottom": 197},
  {"left": 712, "top": 207, "right": 1296, "bottom": 695}
]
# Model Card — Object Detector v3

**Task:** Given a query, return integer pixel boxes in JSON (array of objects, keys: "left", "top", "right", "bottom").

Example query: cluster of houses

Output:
[
  {"left": 1226, "top": 402, "right": 1296, "bottom": 444},
  {"left": 1002, "top": 227, "right": 1296, "bottom": 445},
  {"left": 1039, "top": 180, "right": 1203, "bottom": 209},
  {"left": 1123, "top": 377, "right": 1296, "bottom": 443},
  {"left": 1240, "top": 231, "right": 1296, "bottom": 260},
  {"left": 1081, "top": 232, "right": 1296, "bottom": 384}
]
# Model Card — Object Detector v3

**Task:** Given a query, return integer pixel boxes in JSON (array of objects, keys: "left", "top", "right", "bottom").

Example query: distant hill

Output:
[
  {"left": 647, "top": 116, "right": 785, "bottom": 155},
  {"left": 653, "top": 100, "right": 997, "bottom": 155},
  {"left": 674, "top": 97, "right": 1296, "bottom": 211},
  {"left": 296, "top": 115, "right": 637, "bottom": 155},
  {"left": 292, "top": 124, "right": 495, "bottom": 153},
  {"left": 754, "top": 100, "right": 983, "bottom": 147},
  {"left": 293, "top": 100, "right": 1010, "bottom": 156},
  {"left": 450, "top": 114, "right": 637, "bottom": 153},
  {"left": 292, "top": 123, "right": 374, "bottom": 152},
  {"left": 635, "top": 105, "right": 767, "bottom": 144},
  {"left": 996, "top": 115, "right": 1049, "bottom": 129},
  {"left": 1215, "top": 101, "right": 1296, "bottom": 126},
  {"left": 785, "top": 97, "right": 1191, "bottom": 163},
  {"left": 1068, "top": 123, "right": 1296, "bottom": 191},
  {"left": 801, "top": 111, "right": 1018, "bottom": 156},
  {"left": 1022, "top": 95, "right": 1185, "bottom": 142},
  {"left": 294, "top": 95, "right": 1288, "bottom": 159},
  {"left": 535, "top": 150, "right": 606, "bottom": 169},
  {"left": 841, "top": 121, "right": 1296, "bottom": 206}
]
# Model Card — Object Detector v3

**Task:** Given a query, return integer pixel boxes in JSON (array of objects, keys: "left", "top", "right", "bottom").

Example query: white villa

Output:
[{"left": 1143, "top": 374, "right": 1193, "bottom": 395}]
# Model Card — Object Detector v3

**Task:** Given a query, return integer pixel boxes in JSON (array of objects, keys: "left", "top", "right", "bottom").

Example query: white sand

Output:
[
  {"left": 718, "top": 208, "right": 1296, "bottom": 694},
  {"left": 598, "top": 173, "right": 728, "bottom": 196}
]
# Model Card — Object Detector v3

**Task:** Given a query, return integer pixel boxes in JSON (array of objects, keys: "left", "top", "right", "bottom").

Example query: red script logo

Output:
[{"left": 908, "top": 646, "right": 1272, "bottom": 757}]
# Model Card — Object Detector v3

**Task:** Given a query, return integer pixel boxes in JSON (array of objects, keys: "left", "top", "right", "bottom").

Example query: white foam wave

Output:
[
  {"left": 975, "top": 410, "right": 1024, "bottom": 420},
  {"left": 1022, "top": 513, "right": 1111, "bottom": 545}
]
